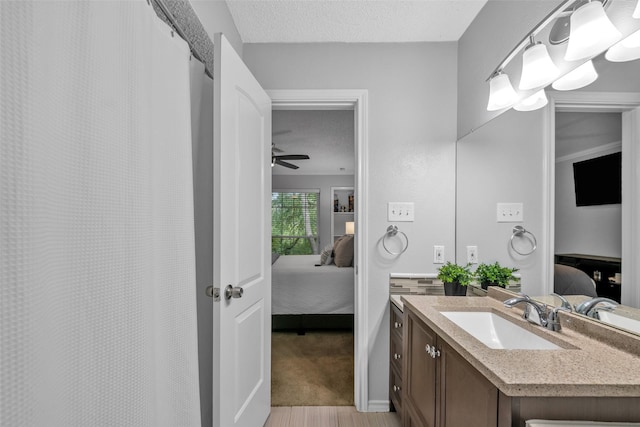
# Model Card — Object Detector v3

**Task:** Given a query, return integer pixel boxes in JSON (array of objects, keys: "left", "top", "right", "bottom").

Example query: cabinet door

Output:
[
  {"left": 439, "top": 340, "right": 498, "bottom": 427},
  {"left": 403, "top": 311, "right": 438, "bottom": 427}
]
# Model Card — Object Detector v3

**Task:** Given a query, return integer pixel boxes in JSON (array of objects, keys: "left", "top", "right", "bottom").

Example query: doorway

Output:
[
  {"left": 270, "top": 109, "right": 355, "bottom": 406},
  {"left": 544, "top": 91, "right": 640, "bottom": 308},
  {"left": 268, "top": 89, "right": 369, "bottom": 410},
  {"left": 554, "top": 111, "right": 622, "bottom": 300}
]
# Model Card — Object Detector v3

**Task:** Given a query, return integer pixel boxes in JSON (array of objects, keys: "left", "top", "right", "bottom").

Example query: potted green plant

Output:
[
  {"left": 474, "top": 262, "right": 519, "bottom": 290},
  {"left": 437, "top": 262, "right": 473, "bottom": 296}
]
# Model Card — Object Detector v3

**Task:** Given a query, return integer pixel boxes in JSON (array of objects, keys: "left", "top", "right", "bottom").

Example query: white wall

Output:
[
  {"left": 272, "top": 174, "right": 354, "bottom": 251},
  {"left": 456, "top": 108, "right": 547, "bottom": 295},
  {"left": 555, "top": 151, "right": 622, "bottom": 258},
  {"left": 243, "top": 42, "right": 458, "bottom": 408}
]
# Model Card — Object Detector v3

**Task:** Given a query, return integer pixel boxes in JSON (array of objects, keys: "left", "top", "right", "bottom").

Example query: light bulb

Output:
[
  {"left": 552, "top": 60, "right": 598, "bottom": 91},
  {"left": 519, "top": 43, "right": 560, "bottom": 90},
  {"left": 487, "top": 73, "right": 518, "bottom": 111},
  {"left": 565, "top": 1, "right": 622, "bottom": 62},
  {"left": 605, "top": 28, "right": 640, "bottom": 62},
  {"left": 514, "top": 90, "right": 548, "bottom": 112}
]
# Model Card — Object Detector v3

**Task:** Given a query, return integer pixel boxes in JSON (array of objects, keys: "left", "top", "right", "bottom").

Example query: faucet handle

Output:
[{"left": 546, "top": 306, "right": 570, "bottom": 331}]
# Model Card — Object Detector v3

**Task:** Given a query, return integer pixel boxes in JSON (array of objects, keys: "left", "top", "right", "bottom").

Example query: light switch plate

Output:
[
  {"left": 388, "top": 202, "right": 415, "bottom": 222},
  {"left": 496, "top": 203, "right": 523, "bottom": 222}
]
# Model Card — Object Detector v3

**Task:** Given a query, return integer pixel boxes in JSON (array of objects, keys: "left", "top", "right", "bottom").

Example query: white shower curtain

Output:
[{"left": 1, "top": 2, "right": 201, "bottom": 426}]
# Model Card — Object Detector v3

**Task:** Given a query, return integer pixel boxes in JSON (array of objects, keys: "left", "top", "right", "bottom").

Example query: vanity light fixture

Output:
[
  {"left": 514, "top": 90, "right": 548, "bottom": 112},
  {"left": 564, "top": 0, "right": 622, "bottom": 61},
  {"left": 605, "top": 28, "right": 640, "bottom": 62},
  {"left": 487, "top": 72, "right": 518, "bottom": 111},
  {"left": 551, "top": 59, "right": 598, "bottom": 90},
  {"left": 485, "top": 0, "right": 635, "bottom": 112},
  {"left": 519, "top": 38, "right": 560, "bottom": 90}
]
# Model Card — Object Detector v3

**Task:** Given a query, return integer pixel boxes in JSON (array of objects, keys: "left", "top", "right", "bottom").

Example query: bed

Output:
[{"left": 271, "top": 254, "right": 354, "bottom": 331}]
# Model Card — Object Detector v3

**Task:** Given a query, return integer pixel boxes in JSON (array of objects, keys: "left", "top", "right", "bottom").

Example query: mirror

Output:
[{"left": 455, "top": 51, "right": 640, "bottom": 336}]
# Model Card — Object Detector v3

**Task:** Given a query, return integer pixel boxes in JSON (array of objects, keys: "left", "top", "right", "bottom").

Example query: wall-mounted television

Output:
[{"left": 573, "top": 152, "right": 621, "bottom": 207}]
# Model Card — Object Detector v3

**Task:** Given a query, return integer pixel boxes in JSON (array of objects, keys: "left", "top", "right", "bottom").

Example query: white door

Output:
[{"left": 212, "top": 33, "right": 272, "bottom": 427}]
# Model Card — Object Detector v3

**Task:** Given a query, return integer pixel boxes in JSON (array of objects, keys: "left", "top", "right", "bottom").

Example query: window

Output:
[{"left": 272, "top": 190, "right": 319, "bottom": 255}]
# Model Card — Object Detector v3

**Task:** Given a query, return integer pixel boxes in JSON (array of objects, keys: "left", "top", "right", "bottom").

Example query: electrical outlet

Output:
[
  {"left": 388, "top": 202, "right": 415, "bottom": 222},
  {"left": 434, "top": 245, "right": 444, "bottom": 264},
  {"left": 467, "top": 246, "right": 478, "bottom": 264},
  {"left": 496, "top": 203, "right": 524, "bottom": 222}
]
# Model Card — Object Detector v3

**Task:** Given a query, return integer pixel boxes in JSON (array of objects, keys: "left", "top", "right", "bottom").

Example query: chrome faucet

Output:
[
  {"left": 503, "top": 295, "right": 550, "bottom": 327},
  {"left": 550, "top": 293, "right": 572, "bottom": 311},
  {"left": 503, "top": 294, "right": 568, "bottom": 331},
  {"left": 574, "top": 297, "right": 618, "bottom": 318}
]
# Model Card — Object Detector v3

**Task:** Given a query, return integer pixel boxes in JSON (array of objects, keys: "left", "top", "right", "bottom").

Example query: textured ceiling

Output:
[
  {"left": 272, "top": 110, "right": 355, "bottom": 176},
  {"left": 225, "top": 0, "right": 487, "bottom": 43}
]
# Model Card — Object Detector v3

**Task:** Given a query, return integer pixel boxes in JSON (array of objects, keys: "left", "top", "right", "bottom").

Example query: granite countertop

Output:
[{"left": 401, "top": 291, "right": 640, "bottom": 398}]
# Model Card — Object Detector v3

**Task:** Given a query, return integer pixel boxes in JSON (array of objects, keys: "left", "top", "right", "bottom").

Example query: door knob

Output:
[{"left": 225, "top": 285, "right": 243, "bottom": 300}]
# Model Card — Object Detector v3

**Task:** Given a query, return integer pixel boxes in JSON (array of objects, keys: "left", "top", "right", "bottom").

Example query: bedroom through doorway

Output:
[{"left": 270, "top": 108, "right": 356, "bottom": 407}]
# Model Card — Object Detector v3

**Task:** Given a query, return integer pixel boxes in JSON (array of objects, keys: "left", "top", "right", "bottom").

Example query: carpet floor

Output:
[{"left": 271, "top": 331, "right": 354, "bottom": 407}]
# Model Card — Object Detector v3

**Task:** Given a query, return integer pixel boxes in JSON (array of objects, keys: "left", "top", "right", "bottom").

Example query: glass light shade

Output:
[
  {"left": 345, "top": 221, "right": 355, "bottom": 235},
  {"left": 634, "top": 0, "right": 640, "bottom": 19},
  {"left": 519, "top": 43, "right": 560, "bottom": 90},
  {"left": 605, "top": 29, "right": 640, "bottom": 62},
  {"left": 487, "top": 73, "right": 518, "bottom": 111},
  {"left": 552, "top": 60, "right": 598, "bottom": 91},
  {"left": 514, "top": 90, "right": 548, "bottom": 111},
  {"left": 565, "top": 1, "right": 622, "bottom": 62}
]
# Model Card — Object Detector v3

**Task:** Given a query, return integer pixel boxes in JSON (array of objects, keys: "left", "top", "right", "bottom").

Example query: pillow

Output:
[
  {"left": 271, "top": 252, "right": 280, "bottom": 265},
  {"left": 319, "top": 244, "right": 334, "bottom": 265},
  {"left": 333, "top": 234, "right": 354, "bottom": 267}
]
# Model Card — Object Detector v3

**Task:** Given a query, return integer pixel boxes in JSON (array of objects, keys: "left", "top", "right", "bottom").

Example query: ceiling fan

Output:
[{"left": 271, "top": 143, "right": 310, "bottom": 170}]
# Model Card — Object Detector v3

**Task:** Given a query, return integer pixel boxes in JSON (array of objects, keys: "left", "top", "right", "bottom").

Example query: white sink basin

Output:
[
  {"left": 597, "top": 311, "right": 640, "bottom": 334},
  {"left": 441, "top": 311, "right": 561, "bottom": 350}
]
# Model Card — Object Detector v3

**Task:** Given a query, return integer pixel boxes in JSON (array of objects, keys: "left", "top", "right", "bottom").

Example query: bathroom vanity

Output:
[{"left": 391, "top": 290, "right": 640, "bottom": 427}]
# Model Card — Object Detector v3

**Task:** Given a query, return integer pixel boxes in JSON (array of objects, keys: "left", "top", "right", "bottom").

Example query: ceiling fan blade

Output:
[
  {"left": 271, "top": 143, "right": 284, "bottom": 153},
  {"left": 272, "top": 130, "right": 292, "bottom": 137},
  {"left": 275, "top": 154, "right": 309, "bottom": 161},
  {"left": 275, "top": 159, "right": 299, "bottom": 169}
]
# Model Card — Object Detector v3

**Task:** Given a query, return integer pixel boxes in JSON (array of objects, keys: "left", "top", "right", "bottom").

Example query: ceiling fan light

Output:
[
  {"left": 552, "top": 60, "right": 598, "bottom": 91},
  {"left": 514, "top": 90, "right": 548, "bottom": 111},
  {"left": 519, "top": 42, "right": 560, "bottom": 90},
  {"left": 487, "top": 73, "right": 518, "bottom": 111},
  {"left": 565, "top": 1, "right": 622, "bottom": 62},
  {"left": 605, "top": 29, "right": 640, "bottom": 62}
]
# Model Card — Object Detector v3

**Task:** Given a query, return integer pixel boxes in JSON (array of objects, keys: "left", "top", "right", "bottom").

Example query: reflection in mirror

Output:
[
  {"left": 533, "top": 293, "right": 640, "bottom": 336},
  {"left": 554, "top": 111, "right": 622, "bottom": 302}
]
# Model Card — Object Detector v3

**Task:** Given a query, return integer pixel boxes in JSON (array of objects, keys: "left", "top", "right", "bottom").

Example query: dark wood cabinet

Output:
[
  {"left": 390, "top": 302, "right": 404, "bottom": 414},
  {"left": 400, "top": 304, "right": 640, "bottom": 427},
  {"left": 402, "top": 308, "right": 498, "bottom": 427}
]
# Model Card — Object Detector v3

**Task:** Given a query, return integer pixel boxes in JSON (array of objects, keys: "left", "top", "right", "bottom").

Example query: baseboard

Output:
[{"left": 366, "top": 400, "right": 391, "bottom": 413}]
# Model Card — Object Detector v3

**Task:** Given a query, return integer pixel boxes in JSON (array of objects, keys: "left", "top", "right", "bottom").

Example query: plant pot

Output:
[{"left": 443, "top": 282, "right": 467, "bottom": 296}]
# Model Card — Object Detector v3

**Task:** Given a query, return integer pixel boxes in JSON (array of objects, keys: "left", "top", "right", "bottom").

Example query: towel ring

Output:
[
  {"left": 510, "top": 225, "right": 537, "bottom": 256},
  {"left": 383, "top": 225, "right": 409, "bottom": 255}
]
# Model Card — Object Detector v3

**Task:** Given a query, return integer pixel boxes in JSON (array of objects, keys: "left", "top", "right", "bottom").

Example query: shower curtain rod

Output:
[{"left": 149, "top": 0, "right": 213, "bottom": 79}]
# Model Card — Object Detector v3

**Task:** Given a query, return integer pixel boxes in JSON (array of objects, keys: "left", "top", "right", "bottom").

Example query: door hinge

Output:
[{"left": 206, "top": 285, "right": 221, "bottom": 302}]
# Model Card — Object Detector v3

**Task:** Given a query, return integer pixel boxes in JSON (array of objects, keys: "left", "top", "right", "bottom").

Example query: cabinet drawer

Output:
[
  {"left": 389, "top": 363, "right": 403, "bottom": 412},
  {"left": 390, "top": 332, "right": 403, "bottom": 373},
  {"left": 391, "top": 303, "right": 404, "bottom": 339}
]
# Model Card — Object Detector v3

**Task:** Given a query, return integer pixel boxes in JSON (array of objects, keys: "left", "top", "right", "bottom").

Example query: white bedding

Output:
[{"left": 271, "top": 255, "right": 354, "bottom": 315}]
